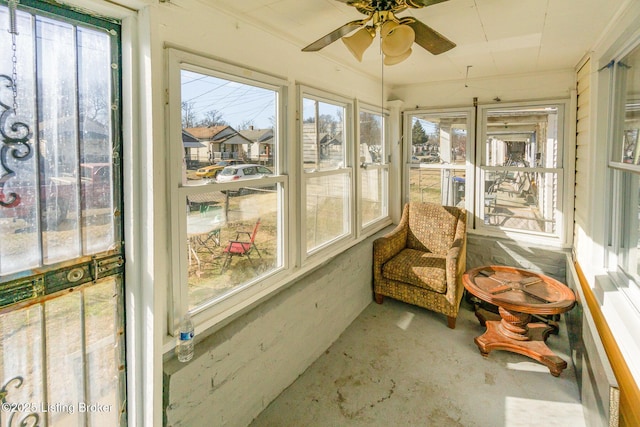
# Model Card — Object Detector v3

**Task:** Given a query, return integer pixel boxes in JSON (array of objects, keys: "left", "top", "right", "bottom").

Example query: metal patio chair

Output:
[{"left": 220, "top": 218, "right": 262, "bottom": 273}]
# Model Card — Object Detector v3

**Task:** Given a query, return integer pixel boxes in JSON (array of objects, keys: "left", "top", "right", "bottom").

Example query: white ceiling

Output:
[{"left": 209, "top": 0, "right": 627, "bottom": 87}]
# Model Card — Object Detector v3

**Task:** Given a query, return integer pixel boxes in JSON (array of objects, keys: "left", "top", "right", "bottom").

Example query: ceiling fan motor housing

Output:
[
  {"left": 349, "top": 0, "right": 410, "bottom": 15},
  {"left": 372, "top": 0, "right": 399, "bottom": 11}
]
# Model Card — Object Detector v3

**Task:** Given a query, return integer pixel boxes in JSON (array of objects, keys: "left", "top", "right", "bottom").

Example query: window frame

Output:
[
  {"left": 402, "top": 107, "right": 475, "bottom": 219},
  {"left": 166, "top": 48, "right": 289, "bottom": 334},
  {"left": 475, "top": 100, "right": 571, "bottom": 246},
  {"left": 606, "top": 37, "right": 640, "bottom": 314},
  {"left": 297, "top": 85, "right": 355, "bottom": 264},
  {"left": 403, "top": 101, "right": 573, "bottom": 247},
  {"left": 164, "top": 55, "right": 393, "bottom": 339},
  {"left": 356, "top": 101, "right": 390, "bottom": 235}
]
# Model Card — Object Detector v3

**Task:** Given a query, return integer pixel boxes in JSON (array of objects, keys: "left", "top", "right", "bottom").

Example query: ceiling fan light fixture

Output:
[
  {"left": 302, "top": 0, "right": 456, "bottom": 62},
  {"left": 381, "top": 24, "right": 415, "bottom": 57},
  {"left": 380, "top": 20, "right": 398, "bottom": 38},
  {"left": 342, "top": 26, "right": 375, "bottom": 62},
  {"left": 384, "top": 48, "right": 412, "bottom": 66}
]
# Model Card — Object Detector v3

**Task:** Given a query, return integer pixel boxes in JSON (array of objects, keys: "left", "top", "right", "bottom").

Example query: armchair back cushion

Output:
[{"left": 407, "top": 203, "right": 462, "bottom": 255}]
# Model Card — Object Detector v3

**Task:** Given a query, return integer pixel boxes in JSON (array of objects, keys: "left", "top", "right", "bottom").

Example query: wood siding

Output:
[{"left": 574, "top": 59, "right": 591, "bottom": 252}]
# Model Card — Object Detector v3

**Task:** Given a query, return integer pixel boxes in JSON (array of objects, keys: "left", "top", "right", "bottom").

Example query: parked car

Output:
[
  {"left": 50, "top": 163, "right": 113, "bottom": 222},
  {"left": 216, "top": 164, "right": 273, "bottom": 182},
  {"left": 422, "top": 154, "right": 440, "bottom": 163},
  {"left": 195, "top": 159, "right": 246, "bottom": 179},
  {"left": 3, "top": 162, "right": 113, "bottom": 227},
  {"left": 216, "top": 164, "right": 274, "bottom": 195},
  {"left": 411, "top": 154, "right": 440, "bottom": 164}
]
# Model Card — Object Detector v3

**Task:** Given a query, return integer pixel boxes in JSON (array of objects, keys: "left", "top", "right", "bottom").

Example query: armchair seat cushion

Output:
[{"left": 382, "top": 249, "right": 447, "bottom": 293}]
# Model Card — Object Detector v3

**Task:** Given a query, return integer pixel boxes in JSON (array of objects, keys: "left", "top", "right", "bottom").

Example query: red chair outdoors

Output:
[{"left": 220, "top": 218, "right": 262, "bottom": 273}]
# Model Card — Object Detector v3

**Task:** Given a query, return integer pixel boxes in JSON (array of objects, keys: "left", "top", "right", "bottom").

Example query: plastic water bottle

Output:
[{"left": 176, "top": 313, "right": 194, "bottom": 362}]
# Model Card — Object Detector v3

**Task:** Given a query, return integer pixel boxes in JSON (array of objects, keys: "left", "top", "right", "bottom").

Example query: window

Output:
[
  {"left": 404, "top": 110, "right": 470, "bottom": 208},
  {"left": 609, "top": 41, "right": 640, "bottom": 312},
  {"left": 167, "top": 49, "right": 286, "bottom": 327},
  {"left": 405, "top": 103, "right": 568, "bottom": 244},
  {"left": 358, "top": 104, "right": 388, "bottom": 228},
  {"left": 167, "top": 57, "right": 390, "bottom": 332},
  {"left": 299, "top": 87, "right": 353, "bottom": 256},
  {"left": 0, "top": 1, "right": 125, "bottom": 425},
  {"left": 478, "top": 103, "right": 566, "bottom": 240}
]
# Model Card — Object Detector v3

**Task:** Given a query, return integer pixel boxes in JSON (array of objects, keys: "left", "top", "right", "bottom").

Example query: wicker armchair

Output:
[{"left": 373, "top": 202, "right": 467, "bottom": 329}]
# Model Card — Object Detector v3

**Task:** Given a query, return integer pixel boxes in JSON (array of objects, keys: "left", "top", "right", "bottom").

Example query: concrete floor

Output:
[{"left": 250, "top": 298, "right": 585, "bottom": 427}]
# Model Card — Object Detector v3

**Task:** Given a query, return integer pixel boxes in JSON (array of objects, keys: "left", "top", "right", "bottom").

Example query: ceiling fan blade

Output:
[
  {"left": 406, "top": 19, "right": 456, "bottom": 55},
  {"left": 406, "top": 0, "right": 450, "bottom": 7},
  {"left": 302, "top": 20, "right": 365, "bottom": 52}
]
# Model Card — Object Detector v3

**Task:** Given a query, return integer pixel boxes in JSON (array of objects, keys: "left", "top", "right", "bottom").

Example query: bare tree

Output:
[
  {"left": 318, "top": 114, "right": 337, "bottom": 135},
  {"left": 197, "top": 110, "right": 228, "bottom": 127},
  {"left": 360, "top": 112, "right": 382, "bottom": 163},
  {"left": 236, "top": 120, "right": 255, "bottom": 130},
  {"left": 360, "top": 112, "right": 381, "bottom": 146},
  {"left": 80, "top": 84, "right": 108, "bottom": 126},
  {"left": 182, "top": 101, "right": 197, "bottom": 128}
]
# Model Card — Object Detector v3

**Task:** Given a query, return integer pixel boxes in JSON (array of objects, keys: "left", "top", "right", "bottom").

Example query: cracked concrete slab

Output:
[{"left": 250, "top": 298, "right": 584, "bottom": 427}]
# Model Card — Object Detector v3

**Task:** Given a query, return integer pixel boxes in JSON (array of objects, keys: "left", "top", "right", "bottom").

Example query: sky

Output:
[
  {"left": 181, "top": 70, "right": 276, "bottom": 129},
  {"left": 182, "top": 70, "right": 348, "bottom": 130}
]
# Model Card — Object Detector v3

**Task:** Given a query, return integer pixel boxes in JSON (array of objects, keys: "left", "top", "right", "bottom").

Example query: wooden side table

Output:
[{"left": 462, "top": 265, "right": 576, "bottom": 376}]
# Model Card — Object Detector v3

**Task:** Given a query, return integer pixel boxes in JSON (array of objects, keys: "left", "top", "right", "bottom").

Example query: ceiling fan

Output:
[{"left": 302, "top": 0, "right": 456, "bottom": 65}]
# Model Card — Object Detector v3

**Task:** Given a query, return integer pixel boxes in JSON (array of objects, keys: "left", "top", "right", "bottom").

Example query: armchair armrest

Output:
[
  {"left": 373, "top": 204, "right": 409, "bottom": 282},
  {"left": 445, "top": 240, "right": 461, "bottom": 281},
  {"left": 374, "top": 226, "right": 407, "bottom": 262},
  {"left": 445, "top": 236, "right": 467, "bottom": 305}
]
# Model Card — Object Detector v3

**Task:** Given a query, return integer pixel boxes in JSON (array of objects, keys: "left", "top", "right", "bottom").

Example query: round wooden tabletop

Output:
[{"left": 463, "top": 265, "right": 575, "bottom": 315}]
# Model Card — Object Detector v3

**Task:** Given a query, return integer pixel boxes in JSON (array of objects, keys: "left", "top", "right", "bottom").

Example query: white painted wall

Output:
[{"left": 164, "top": 231, "right": 379, "bottom": 427}]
